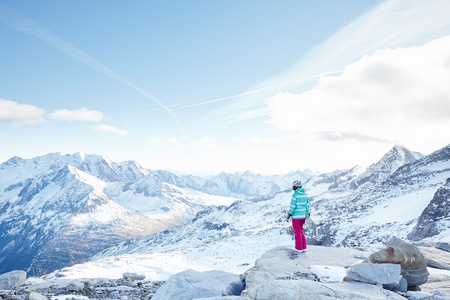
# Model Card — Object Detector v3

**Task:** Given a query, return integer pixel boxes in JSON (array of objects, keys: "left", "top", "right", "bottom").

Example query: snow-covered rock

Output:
[
  {"left": 151, "top": 269, "right": 243, "bottom": 300},
  {"left": 24, "top": 292, "right": 47, "bottom": 300},
  {"left": 67, "top": 280, "right": 84, "bottom": 292},
  {"left": 0, "top": 270, "right": 27, "bottom": 290},
  {"left": 122, "top": 272, "right": 145, "bottom": 280},
  {"left": 345, "top": 263, "right": 402, "bottom": 285}
]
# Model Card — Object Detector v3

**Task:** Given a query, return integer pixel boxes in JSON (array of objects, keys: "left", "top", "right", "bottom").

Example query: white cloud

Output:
[
  {"left": 0, "top": 98, "right": 45, "bottom": 125},
  {"left": 149, "top": 138, "right": 163, "bottom": 145},
  {"left": 194, "top": 137, "right": 219, "bottom": 150},
  {"left": 93, "top": 124, "right": 128, "bottom": 136},
  {"left": 49, "top": 107, "right": 104, "bottom": 122},
  {"left": 266, "top": 35, "right": 450, "bottom": 154},
  {"left": 206, "top": 0, "right": 450, "bottom": 127}
]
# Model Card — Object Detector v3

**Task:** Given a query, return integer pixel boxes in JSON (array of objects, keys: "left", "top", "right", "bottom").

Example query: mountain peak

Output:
[{"left": 348, "top": 145, "right": 423, "bottom": 189}]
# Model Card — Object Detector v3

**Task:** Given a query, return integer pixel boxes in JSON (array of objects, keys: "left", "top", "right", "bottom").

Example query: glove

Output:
[
  {"left": 307, "top": 212, "right": 311, "bottom": 218},
  {"left": 286, "top": 213, "right": 293, "bottom": 222}
]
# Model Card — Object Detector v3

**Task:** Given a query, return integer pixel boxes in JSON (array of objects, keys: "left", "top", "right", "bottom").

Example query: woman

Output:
[{"left": 287, "top": 180, "right": 310, "bottom": 252}]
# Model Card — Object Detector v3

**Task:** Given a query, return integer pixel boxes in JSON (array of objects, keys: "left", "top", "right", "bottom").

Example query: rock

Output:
[
  {"left": 250, "top": 245, "right": 366, "bottom": 280},
  {"left": 223, "top": 274, "right": 245, "bottom": 296},
  {"left": 151, "top": 269, "right": 243, "bottom": 300},
  {"left": 242, "top": 279, "right": 405, "bottom": 300},
  {"left": 24, "top": 291, "right": 48, "bottom": 300},
  {"left": 419, "top": 267, "right": 450, "bottom": 298},
  {"left": 67, "top": 280, "right": 84, "bottom": 291},
  {"left": 384, "top": 277, "right": 408, "bottom": 293},
  {"left": 436, "top": 242, "right": 450, "bottom": 252},
  {"left": 0, "top": 270, "right": 27, "bottom": 290},
  {"left": 122, "top": 272, "right": 145, "bottom": 281},
  {"left": 345, "top": 263, "right": 402, "bottom": 285},
  {"left": 196, "top": 297, "right": 251, "bottom": 300},
  {"left": 368, "top": 237, "right": 429, "bottom": 286},
  {"left": 243, "top": 279, "right": 343, "bottom": 300},
  {"left": 240, "top": 246, "right": 405, "bottom": 300},
  {"left": 243, "top": 267, "right": 275, "bottom": 289},
  {"left": 109, "top": 290, "right": 120, "bottom": 298},
  {"left": 417, "top": 246, "right": 450, "bottom": 271}
]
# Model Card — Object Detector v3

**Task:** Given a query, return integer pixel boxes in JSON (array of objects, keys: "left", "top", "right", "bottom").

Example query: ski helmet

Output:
[{"left": 292, "top": 180, "right": 302, "bottom": 189}]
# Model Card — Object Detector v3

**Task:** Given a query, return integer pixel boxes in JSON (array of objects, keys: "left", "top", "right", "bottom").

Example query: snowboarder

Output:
[{"left": 286, "top": 180, "right": 310, "bottom": 252}]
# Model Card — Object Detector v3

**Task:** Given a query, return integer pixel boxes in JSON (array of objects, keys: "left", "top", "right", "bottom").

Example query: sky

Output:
[{"left": 1, "top": 0, "right": 450, "bottom": 175}]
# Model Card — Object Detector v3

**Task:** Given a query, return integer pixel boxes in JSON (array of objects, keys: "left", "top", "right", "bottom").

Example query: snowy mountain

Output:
[
  {"left": 47, "top": 144, "right": 450, "bottom": 282},
  {"left": 0, "top": 164, "right": 163, "bottom": 276},
  {"left": 0, "top": 152, "right": 310, "bottom": 276},
  {"left": 311, "top": 144, "right": 449, "bottom": 247},
  {"left": 0, "top": 153, "right": 233, "bottom": 276},
  {"left": 349, "top": 145, "right": 423, "bottom": 190},
  {"left": 154, "top": 169, "right": 313, "bottom": 200}
]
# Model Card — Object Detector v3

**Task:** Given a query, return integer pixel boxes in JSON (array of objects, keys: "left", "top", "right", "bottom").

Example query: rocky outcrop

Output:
[
  {"left": 408, "top": 179, "right": 450, "bottom": 241},
  {"left": 239, "top": 246, "right": 405, "bottom": 300}
]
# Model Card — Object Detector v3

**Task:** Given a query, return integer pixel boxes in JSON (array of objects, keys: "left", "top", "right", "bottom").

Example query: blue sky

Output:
[{"left": 1, "top": 0, "right": 450, "bottom": 174}]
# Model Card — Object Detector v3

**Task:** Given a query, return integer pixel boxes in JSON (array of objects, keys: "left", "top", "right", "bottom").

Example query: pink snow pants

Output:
[{"left": 292, "top": 218, "right": 307, "bottom": 250}]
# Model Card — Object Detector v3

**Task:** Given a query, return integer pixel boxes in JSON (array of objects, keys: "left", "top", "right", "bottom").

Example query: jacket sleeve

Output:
[
  {"left": 288, "top": 194, "right": 296, "bottom": 215},
  {"left": 306, "top": 196, "right": 310, "bottom": 214}
]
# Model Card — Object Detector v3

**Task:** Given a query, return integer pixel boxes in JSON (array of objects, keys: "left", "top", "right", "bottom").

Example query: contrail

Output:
[
  {"left": 176, "top": 70, "right": 343, "bottom": 110},
  {"left": 0, "top": 4, "right": 178, "bottom": 122}
]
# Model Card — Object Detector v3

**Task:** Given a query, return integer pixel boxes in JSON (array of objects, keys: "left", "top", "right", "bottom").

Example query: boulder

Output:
[
  {"left": 0, "top": 270, "right": 27, "bottom": 290},
  {"left": 122, "top": 272, "right": 145, "bottom": 281},
  {"left": 67, "top": 280, "right": 84, "bottom": 291},
  {"left": 345, "top": 263, "right": 402, "bottom": 285},
  {"left": 151, "top": 269, "right": 244, "bottom": 300},
  {"left": 109, "top": 291, "right": 120, "bottom": 299},
  {"left": 24, "top": 291, "right": 47, "bottom": 300},
  {"left": 368, "top": 237, "right": 429, "bottom": 286}
]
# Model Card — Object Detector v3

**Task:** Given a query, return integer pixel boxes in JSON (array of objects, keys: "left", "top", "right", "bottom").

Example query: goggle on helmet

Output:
[{"left": 292, "top": 180, "right": 302, "bottom": 189}]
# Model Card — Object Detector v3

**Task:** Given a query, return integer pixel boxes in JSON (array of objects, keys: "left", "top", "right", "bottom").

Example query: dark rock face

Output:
[{"left": 408, "top": 179, "right": 450, "bottom": 241}]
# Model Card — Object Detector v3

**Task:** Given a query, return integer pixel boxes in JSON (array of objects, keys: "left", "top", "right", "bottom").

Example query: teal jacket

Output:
[{"left": 289, "top": 188, "right": 310, "bottom": 219}]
